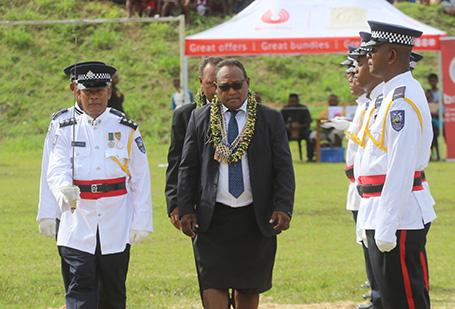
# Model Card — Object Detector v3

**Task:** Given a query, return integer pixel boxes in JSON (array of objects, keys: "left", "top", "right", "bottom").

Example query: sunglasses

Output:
[{"left": 216, "top": 80, "right": 245, "bottom": 92}]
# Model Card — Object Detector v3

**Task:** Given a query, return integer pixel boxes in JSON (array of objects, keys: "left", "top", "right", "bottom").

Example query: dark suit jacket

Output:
[
  {"left": 178, "top": 103, "right": 295, "bottom": 237},
  {"left": 165, "top": 103, "right": 196, "bottom": 215}
]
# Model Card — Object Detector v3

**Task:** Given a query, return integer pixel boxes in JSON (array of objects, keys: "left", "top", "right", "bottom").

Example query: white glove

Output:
[
  {"left": 38, "top": 218, "right": 56, "bottom": 237},
  {"left": 376, "top": 239, "right": 397, "bottom": 252},
  {"left": 129, "top": 230, "right": 149, "bottom": 245},
  {"left": 59, "top": 185, "right": 80, "bottom": 208},
  {"left": 328, "top": 116, "right": 351, "bottom": 131}
]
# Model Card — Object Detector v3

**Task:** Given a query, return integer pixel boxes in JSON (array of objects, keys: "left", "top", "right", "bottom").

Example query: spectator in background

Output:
[
  {"left": 161, "top": 0, "right": 181, "bottom": 17},
  {"left": 312, "top": 94, "right": 344, "bottom": 148},
  {"left": 281, "top": 93, "right": 314, "bottom": 162},
  {"left": 171, "top": 78, "right": 193, "bottom": 110},
  {"left": 107, "top": 72, "right": 126, "bottom": 114},
  {"left": 442, "top": 0, "right": 455, "bottom": 15},
  {"left": 426, "top": 73, "right": 442, "bottom": 161}
]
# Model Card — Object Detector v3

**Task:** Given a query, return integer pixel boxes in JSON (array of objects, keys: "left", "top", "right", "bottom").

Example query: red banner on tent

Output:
[
  {"left": 185, "top": 35, "right": 441, "bottom": 56},
  {"left": 440, "top": 37, "right": 455, "bottom": 161}
]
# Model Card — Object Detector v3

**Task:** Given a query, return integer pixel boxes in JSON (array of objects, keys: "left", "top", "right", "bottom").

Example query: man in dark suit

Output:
[
  {"left": 165, "top": 57, "right": 223, "bottom": 229},
  {"left": 281, "top": 93, "right": 314, "bottom": 161},
  {"left": 178, "top": 59, "right": 295, "bottom": 309}
]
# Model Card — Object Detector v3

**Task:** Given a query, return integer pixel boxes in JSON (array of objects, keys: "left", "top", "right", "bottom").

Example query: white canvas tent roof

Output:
[{"left": 185, "top": 0, "right": 446, "bottom": 56}]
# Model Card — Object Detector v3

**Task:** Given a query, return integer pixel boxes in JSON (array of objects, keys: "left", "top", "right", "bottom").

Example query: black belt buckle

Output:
[{"left": 91, "top": 184, "right": 102, "bottom": 193}]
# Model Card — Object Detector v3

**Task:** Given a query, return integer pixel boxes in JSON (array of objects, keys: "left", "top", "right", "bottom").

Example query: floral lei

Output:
[
  {"left": 194, "top": 88, "right": 207, "bottom": 108},
  {"left": 210, "top": 90, "right": 257, "bottom": 164}
]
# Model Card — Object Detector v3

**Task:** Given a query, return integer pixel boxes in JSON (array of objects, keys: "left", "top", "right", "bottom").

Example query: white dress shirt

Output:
[
  {"left": 47, "top": 108, "right": 153, "bottom": 254},
  {"left": 37, "top": 103, "right": 83, "bottom": 222},
  {"left": 355, "top": 72, "right": 436, "bottom": 244},
  {"left": 216, "top": 99, "right": 253, "bottom": 207}
]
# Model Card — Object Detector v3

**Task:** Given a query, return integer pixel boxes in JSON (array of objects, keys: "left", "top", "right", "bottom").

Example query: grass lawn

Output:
[{"left": 0, "top": 141, "right": 454, "bottom": 308}]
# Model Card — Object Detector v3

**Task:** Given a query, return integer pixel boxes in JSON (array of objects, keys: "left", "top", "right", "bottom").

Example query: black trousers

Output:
[
  {"left": 352, "top": 211, "right": 382, "bottom": 309},
  {"left": 59, "top": 232, "right": 130, "bottom": 309},
  {"left": 56, "top": 219, "right": 70, "bottom": 293},
  {"left": 366, "top": 226, "right": 430, "bottom": 309}
]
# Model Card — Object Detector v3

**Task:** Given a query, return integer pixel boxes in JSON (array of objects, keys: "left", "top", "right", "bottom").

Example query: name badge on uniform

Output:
[
  {"left": 390, "top": 110, "right": 405, "bottom": 132},
  {"left": 71, "top": 141, "right": 86, "bottom": 147}
]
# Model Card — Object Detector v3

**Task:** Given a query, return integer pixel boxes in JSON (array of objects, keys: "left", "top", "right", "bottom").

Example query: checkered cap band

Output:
[
  {"left": 371, "top": 30, "right": 415, "bottom": 46},
  {"left": 77, "top": 71, "right": 111, "bottom": 81}
]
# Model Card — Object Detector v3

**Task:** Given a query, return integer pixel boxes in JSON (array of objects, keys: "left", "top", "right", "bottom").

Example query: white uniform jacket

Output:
[
  {"left": 37, "top": 103, "right": 83, "bottom": 222},
  {"left": 356, "top": 72, "right": 436, "bottom": 244},
  {"left": 48, "top": 108, "right": 153, "bottom": 255},
  {"left": 345, "top": 94, "right": 369, "bottom": 211}
]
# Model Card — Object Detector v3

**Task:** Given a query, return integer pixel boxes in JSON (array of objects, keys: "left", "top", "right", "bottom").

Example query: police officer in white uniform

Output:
[
  {"left": 355, "top": 21, "right": 436, "bottom": 309},
  {"left": 329, "top": 37, "right": 384, "bottom": 309},
  {"left": 38, "top": 61, "right": 108, "bottom": 293},
  {"left": 47, "top": 62, "right": 153, "bottom": 309}
]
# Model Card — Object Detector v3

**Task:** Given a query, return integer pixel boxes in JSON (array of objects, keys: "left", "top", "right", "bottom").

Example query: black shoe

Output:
[
  {"left": 361, "top": 280, "right": 371, "bottom": 289},
  {"left": 357, "top": 303, "right": 373, "bottom": 309}
]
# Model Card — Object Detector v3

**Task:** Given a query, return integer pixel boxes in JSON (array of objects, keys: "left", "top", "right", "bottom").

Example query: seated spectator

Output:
[
  {"left": 171, "top": 78, "right": 193, "bottom": 110},
  {"left": 126, "top": 0, "right": 158, "bottom": 17},
  {"left": 161, "top": 0, "right": 182, "bottom": 17},
  {"left": 281, "top": 93, "right": 314, "bottom": 161},
  {"left": 442, "top": 0, "right": 455, "bottom": 15},
  {"left": 311, "top": 94, "right": 344, "bottom": 148}
]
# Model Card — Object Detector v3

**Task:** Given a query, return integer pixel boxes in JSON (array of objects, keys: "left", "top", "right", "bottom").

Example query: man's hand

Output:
[
  {"left": 170, "top": 207, "right": 181, "bottom": 230},
  {"left": 59, "top": 185, "right": 80, "bottom": 205},
  {"left": 375, "top": 239, "right": 396, "bottom": 252},
  {"left": 180, "top": 214, "right": 198, "bottom": 238},
  {"left": 129, "top": 230, "right": 149, "bottom": 244},
  {"left": 269, "top": 211, "right": 291, "bottom": 232},
  {"left": 38, "top": 218, "right": 56, "bottom": 237}
]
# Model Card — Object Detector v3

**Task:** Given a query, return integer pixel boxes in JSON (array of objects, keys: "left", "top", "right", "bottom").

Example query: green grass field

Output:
[{"left": 0, "top": 143, "right": 454, "bottom": 308}]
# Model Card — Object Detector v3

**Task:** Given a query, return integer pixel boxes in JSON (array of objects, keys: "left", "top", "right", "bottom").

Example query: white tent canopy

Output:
[{"left": 185, "top": 0, "right": 446, "bottom": 56}]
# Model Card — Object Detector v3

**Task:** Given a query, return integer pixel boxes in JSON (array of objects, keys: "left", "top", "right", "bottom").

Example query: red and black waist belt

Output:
[
  {"left": 345, "top": 165, "right": 355, "bottom": 183},
  {"left": 357, "top": 171, "right": 424, "bottom": 198},
  {"left": 73, "top": 177, "right": 127, "bottom": 200}
]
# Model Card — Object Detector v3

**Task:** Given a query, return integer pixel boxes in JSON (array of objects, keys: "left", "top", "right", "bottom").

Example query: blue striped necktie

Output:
[{"left": 228, "top": 110, "right": 244, "bottom": 198}]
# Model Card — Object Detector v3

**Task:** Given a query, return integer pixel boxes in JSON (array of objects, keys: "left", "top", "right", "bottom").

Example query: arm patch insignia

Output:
[
  {"left": 135, "top": 136, "right": 146, "bottom": 153},
  {"left": 390, "top": 110, "right": 405, "bottom": 132}
]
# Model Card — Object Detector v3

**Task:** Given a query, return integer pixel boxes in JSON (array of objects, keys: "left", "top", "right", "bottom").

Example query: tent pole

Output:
[
  {"left": 179, "top": 14, "right": 187, "bottom": 99},
  {"left": 438, "top": 49, "right": 444, "bottom": 150}
]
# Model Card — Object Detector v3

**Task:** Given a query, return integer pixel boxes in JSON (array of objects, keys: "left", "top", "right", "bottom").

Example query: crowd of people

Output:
[{"left": 121, "top": 0, "right": 254, "bottom": 19}]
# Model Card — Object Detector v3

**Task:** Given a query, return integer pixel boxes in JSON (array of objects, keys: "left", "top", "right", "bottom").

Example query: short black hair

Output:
[
  {"left": 199, "top": 57, "right": 224, "bottom": 78},
  {"left": 289, "top": 93, "right": 299, "bottom": 100},
  {"left": 427, "top": 73, "right": 438, "bottom": 80},
  {"left": 215, "top": 59, "right": 248, "bottom": 80}
]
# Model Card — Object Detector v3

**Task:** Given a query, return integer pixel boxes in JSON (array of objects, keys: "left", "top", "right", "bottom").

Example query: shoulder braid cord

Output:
[
  {"left": 345, "top": 109, "right": 367, "bottom": 146},
  {"left": 110, "top": 128, "right": 135, "bottom": 178},
  {"left": 364, "top": 97, "right": 424, "bottom": 153}
]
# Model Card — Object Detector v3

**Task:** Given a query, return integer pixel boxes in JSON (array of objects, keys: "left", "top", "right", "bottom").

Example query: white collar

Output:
[
  {"left": 83, "top": 108, "right": 109, "bottom": 126},
  {"left": 369, "top": 82, "right": 385, "bottom": 101},
  {"left": 355, "top": 93, "right": 369, "bottom": 105},
  {"left": 221, "top": 98, "right": 248, "bottom": 114},
  {"left": 74, "top": 102, "right": 83, "bottom": 115},
  {"left": 383, "top": 71, "right": 412, "bottom": 97}
]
